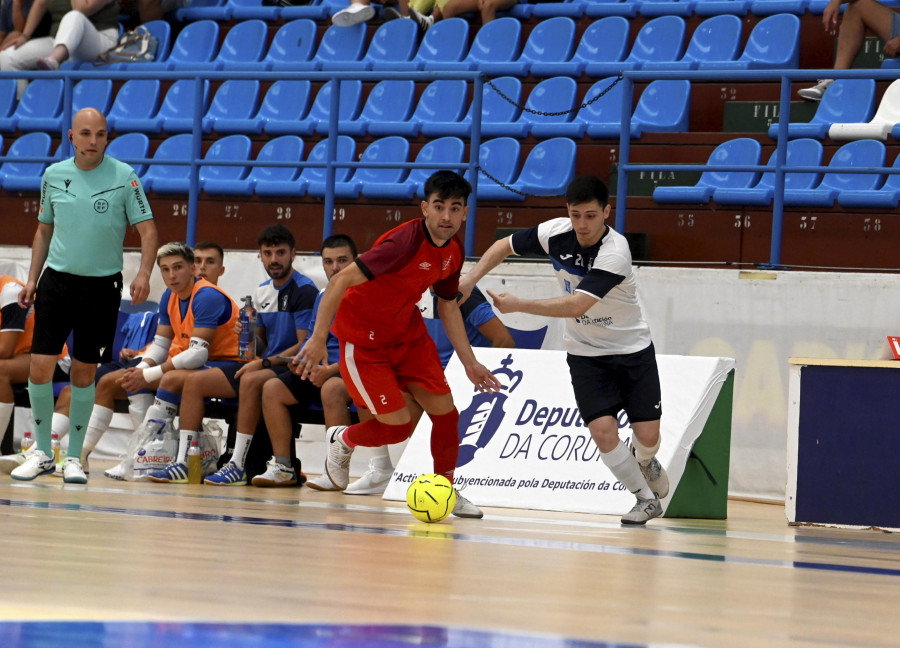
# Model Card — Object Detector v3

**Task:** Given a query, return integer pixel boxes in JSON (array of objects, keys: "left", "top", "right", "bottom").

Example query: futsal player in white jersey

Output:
[{"left": 459, "top": 175, "right": 669, "bottom": 525}]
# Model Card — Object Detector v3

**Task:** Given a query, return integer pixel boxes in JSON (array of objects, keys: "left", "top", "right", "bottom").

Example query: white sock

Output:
[
  {"left": 83, "top": 406, "right": 114, "bottom": 455},
  {"left": 632, "top": 435, "right": 660, "bottom": 463},
  {"left": 143, "top": 399, "right": 178, "bottom": 429},
  {"left": 601, "top": 441, "right": 654, "bottom": 500},
  {"left": 177, "top": 429, "right": 196, "bottom": 464},
  {"left": 231, "top": 432, "right": 253, "bottom": 469},
  {"left": 0, "top": 402, "right": 14, "bottom": 447},
  {"left": 369, "top": 445, "right": 393, "bottom": 470},
  {"left": 128, "top": 393, "right": 155, "bottom": 431}
]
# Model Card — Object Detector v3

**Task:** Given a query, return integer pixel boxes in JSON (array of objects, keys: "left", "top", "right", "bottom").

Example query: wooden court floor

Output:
[{"left": 2, "top": 461, "right": 900, "bottom": 648}]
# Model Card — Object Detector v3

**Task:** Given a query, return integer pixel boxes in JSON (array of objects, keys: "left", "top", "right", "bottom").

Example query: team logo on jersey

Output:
[
  {"left": 418, "top": 262, "right": 432, "bottom": 271},
  {"left": 456, "top": 354, "right": 523, "bottom": 468},
  {"left": 131, "top": 180, "right": 139, "bottom": 188},
  {"left": 94, "top": 199, "right": 109, "bottom": 213},
  {"left": 64, "top": 179, "right": 72, "bottom": 191}
]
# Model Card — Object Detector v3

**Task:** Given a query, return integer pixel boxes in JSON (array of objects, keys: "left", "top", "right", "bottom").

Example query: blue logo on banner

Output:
[{"left": 457, "top": 355, "right": 523, "bottom": 467}]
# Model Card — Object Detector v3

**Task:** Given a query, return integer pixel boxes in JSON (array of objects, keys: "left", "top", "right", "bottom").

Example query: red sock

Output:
[
  {"left": 429, "top": 408, "right": 460, "bottom": 483},
  {"left": 344, "top": 418, "right": 414, "bottom": 447}
]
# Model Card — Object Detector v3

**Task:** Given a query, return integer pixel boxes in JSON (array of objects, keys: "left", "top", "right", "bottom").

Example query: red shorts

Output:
[{"left": 339, "top": 333, "right": 449, "bottom": 415}]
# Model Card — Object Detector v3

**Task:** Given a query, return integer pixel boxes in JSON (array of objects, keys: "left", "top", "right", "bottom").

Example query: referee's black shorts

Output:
[{"left": 31, "top": 267, "right": 122, "bottom": 365}]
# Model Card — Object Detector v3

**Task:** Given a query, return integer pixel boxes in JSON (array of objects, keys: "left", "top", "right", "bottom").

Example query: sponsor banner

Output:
[{"left": 385, "top": 349, "right": 735, "bottom": 516}]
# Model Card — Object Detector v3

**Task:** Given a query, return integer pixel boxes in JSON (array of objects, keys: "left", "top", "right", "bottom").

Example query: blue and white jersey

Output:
[
  {"left": 510, "top": 217, "right": 651, "bottom": 357},
  {"left": 255, "top": 270, "right": 319, "bottom": 357},
  {"left": 417, "top": 285, "right": 497, "bottom": 368},
  {"left": 310, "top": 288, "right": 340, "bottom": 365}
]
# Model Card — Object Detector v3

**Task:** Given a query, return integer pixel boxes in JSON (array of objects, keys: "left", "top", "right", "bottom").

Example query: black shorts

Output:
[
  {"left": 277, "top": 369, "right": 323, "bottom": 409},
  {"left": 95, "top": 356, "right": 141, "bottom": 382},
  {"left": 567, "top": 343, "right": 662, "bottom": 425},
  {"left": 219, "top": 361, "right": 291, "bottom": 394},
  {"left": 31, "top": 267, "right": 122, "bottom": 364}
]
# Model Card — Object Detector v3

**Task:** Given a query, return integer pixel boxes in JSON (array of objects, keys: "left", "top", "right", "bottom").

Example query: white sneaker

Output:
[
  {"left": 0, "top": 452, "right": 28, "bottom": 474},
  {"left": 250, "top": 458, "right": 297, "bottom": 487},
  {"left": 452, "top": 488, "right": 483, "bottom": 519},
  {"left": 104, "top": 458, "right": 129, "bottom": 481},
  {"left": 305, "top": 473, "right": 340, "bottom": 491},
  {"left": 331, "top": 3, "right": 375, "bottom": 27},
  {"left": 11, "top": 450, "right": 55, "bottom": 481},
  {"left": 62, "top": 457, "right": 87, "bottom": 484},
  {"left": 621, "top": 495, "right": 662, "bottom": 525},
  {"left": 324, "top": 425, "right": 353, "bottom": 490},
  {"left": 798, "top": 79, "right": 833, "bottom": 101},
  {"left": 344, "top": 463, "right": 393, "bottom": 495}
]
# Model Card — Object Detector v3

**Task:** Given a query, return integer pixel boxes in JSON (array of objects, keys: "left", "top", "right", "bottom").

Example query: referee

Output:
[{"left": 12, "top": 107, "right": 158, "bottom": 483}]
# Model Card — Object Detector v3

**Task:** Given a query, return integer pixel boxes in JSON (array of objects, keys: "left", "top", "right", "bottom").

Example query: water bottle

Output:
[
  {"left": 187, "top": 440, "right": 202, "bottom": 484},
  {"left": 51, "top": 432, "right": 61, "bottom": 464},
  {"left": 238, "top": 295, "right": 258, "bottom": 361},
  {"left": 20, "top": 431, "right": 34, "bottom": 454}
]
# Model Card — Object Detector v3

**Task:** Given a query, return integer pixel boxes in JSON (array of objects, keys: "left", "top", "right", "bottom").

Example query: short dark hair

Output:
[
  {"left": 156, "top": 242, "right": 193, "bottom": 265},
  {"left": 321, "top": 234, "right": 358, "bottom": 258},
  {"left": 565, "top": 176, "right": 609, "bottom": 208},
  {"left": 423, "top": 170, "right": 472, "bottom": 205},
  {"left": 193, "top": 240, "right": 224, "bottom": 262},
  {"left": 258, "top": 224, "right": 295, "bottom": 249}
]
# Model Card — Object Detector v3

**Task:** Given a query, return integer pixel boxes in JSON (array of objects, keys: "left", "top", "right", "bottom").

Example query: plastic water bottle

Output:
[
  {"left": 51, "top": 432, "right": 61, "bottom": 464},
  {"left": 20, "top": 431, "right": 34, "bottom": 454},
  {"left": 187, "top": 440, "right": 202, "bottom": 484},
  {"left": 238, "top": 295, "right": 258, "bottom": 361}
]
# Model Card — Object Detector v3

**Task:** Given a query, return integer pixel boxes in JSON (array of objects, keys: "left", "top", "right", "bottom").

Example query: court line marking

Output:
[{"left": 3, "top": 495, "right": 900, "bottom": 579}]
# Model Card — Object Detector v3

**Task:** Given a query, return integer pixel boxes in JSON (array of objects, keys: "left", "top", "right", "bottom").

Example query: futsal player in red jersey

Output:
[{"left": 295, "top": 171, "right": 501, "bottom": 518}]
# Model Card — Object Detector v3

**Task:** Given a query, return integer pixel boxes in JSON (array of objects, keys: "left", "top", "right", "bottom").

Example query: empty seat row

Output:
[
  {"left": 0, "top": 74, "right": 692, "bottom": 139},
  {"left": 652, "top": 137, "right": 899, "bottom": 207}
]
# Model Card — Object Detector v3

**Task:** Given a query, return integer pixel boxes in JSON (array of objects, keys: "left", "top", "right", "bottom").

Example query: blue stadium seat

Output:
[
  {"left": 648, "top": 15, "right": 742, "bottom": 70},
  {"left": 838, "top": 150, "right": 900, "bottom": 208},
  {"left": 463, "top": 17, "right": 522, "bottom": 70},
  {"left": 483, "top": 137, "right": 578, "bottom": 201},
  {"left": 204, "top": 19, "right": 268, "bottom": 71},
  {"left": 74, "top": 79, "right": 114, "bottom": 115},
  {"left": 226, "top": 0, "right": 282, "bottom": 20},
  {"left": 156, "top": 80, "right": 211, "bottom": 133},
  {"left": 176, "top": 0, "right": 228, "bottom": 20},
  {"left": 783, "top": 139, "right": 886, "bottom": 207},
  {"left": 750, "top": 0, "right": 807, "bottom": 15},
  {"left": 531, "top": 0, "right": 585, "bottom": 18},
  {"left": 366, "top": 137, "right": 466, "bottom": 200},
  {"left": 624, "top": 16, "right": 686, "bottom": 70},
  {"left": 576, "top": 77, "right": 625, "bottom": 139},
  {"left": 279, "top": 0, "right": 329, "bottom": 19},
  {"left": 422, "top": 77, "right": 519, "bottom": 138},
  {"left": 11, "top": 79, "right": 62, "bottom": 132},
  {"left": 716, "top": 13, "right": 800, "bottom": 69},
  {"left": 373, "top": 79, "right": 467, "bottom": 138},
  {"left": 639, "top": 0, "right": 696, "bottom": 17},
  {"left": 260, "top": 81, "right": 313, "bottom": 136},
  {"left": 346, "top": 80, "right": 416, "bottom": 136},
  {"left": 143, "top": 133, "right": 193, "bottom": 194},
  {"left": 714, "top": 138, "right": 823, "bottom": 206},
  {"left": 314, "top": 23, "right": 368, "bottom": 71},
  {"left": 583, "top": 0, "right": 638, "bottom": 17},
  {"left": 106, "top": 80, "right": 162, "bottom": 133},
  {"left": 301, "top": 135, "right": 357, "bottom": 197},
  {"left": 653, "top": 138, "right": 762, "bottom": 203},
  {"left": 106, "top": 132, "right": 151, "bottom": 178},
  {"left": 482, "top": 16, "right": 576, "bottom": 77},
  {"left": 692, "top": 0, "right": 750, "bottom": 16},
  {"left": 0, "top": 80, "right": 16, "bottom": 131},
  {"left": 346, "top": 136, "right": 411, "bottom": 199},
  {"left": 141, "top": 20, "right": 219, "bottom": 71},
  {"left": 631, "top": 80, "right": 691, "bottom": 135},
  {"left": 264, "top": 20, "right": 318, "bottom": 71},
  {"left": 410, "top": 18, "right": 469, "bottom": 71},
  {"left": 475, "top": 137, "right": 521, "bottom": 200},
  {"left": 523, "top": 77, "right": 586, "bottom": 139},
  {"left": 562, "top": 17, "right": 630, "bottom": 78},
  {"left": 200, "top": 135, "right": 254, "bottom": 196},
  {"left": 767, "top": 79, "right": 876, "bottom": 140},
  {"left": 251, "top": 136, "right": 305, "bottom": 198},
  {"left": 310, "top": 80, "right": 363, "bottom": 136},
  {"left": 353, "top": 19, "right": 419, "bottom": 71},
  {"left": 0, "top": 132, "right": 52, "bottom": 192},
  {"left": 202, "top": 80, "right": 262, "bottom": 134},
  {"left": 97, "top": 20, "right": 172, "bottom": 70}
]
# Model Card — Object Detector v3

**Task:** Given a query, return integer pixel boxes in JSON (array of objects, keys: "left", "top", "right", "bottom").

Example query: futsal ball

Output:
[{"left": 406, "top": 473, "right": 457, "bottom": 523}]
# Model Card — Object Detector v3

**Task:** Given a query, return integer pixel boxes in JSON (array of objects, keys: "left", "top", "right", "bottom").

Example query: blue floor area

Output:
[{"left": 0, "top": 622, "right": 643, "bottom": 648}]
